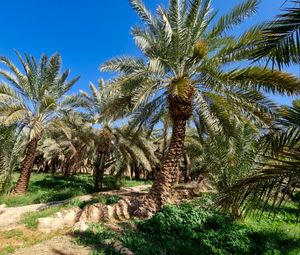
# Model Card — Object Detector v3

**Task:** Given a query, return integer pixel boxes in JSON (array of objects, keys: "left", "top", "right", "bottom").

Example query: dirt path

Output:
[
  {"left": 0, "top": 185, "right": 150, "bottom": 255},
  {"left": 10, "top": 235, "right": 92, "bottom": 255},
  {"left": 0, "top": 185, "right": 150, "bottom": 230}
]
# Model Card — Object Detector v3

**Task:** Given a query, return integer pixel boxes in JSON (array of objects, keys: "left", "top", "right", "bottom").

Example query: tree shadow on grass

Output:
[
  {"left": 250, "top": 230, "right": 300, "bottom": 255},
  {"left": 72, "top": 224, "right": 117, "bottom": 255},
  {"left": 31, "top": 175, "right": 94, "bottom": 192},
  {"left": 254, "top": 202, "right": 300, "bottom": 224},
  {"left": 28, "top": 175, "right": 95, "bottom": 204}
]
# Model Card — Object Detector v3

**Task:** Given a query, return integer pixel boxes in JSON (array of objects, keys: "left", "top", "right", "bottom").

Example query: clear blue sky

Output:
[{"left": 0, "top": 0, "right": 299, "bottom": 105}]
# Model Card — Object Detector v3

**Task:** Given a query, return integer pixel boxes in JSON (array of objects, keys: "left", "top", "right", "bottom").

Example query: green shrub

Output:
[
  {"left": 120, "top": 201, "right": 300, "bottom": 255},
  {"left": 122, "top": 204, "right": 252, "bottom": 255}
]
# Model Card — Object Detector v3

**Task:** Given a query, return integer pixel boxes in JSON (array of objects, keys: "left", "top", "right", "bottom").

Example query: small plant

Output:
[{"left": 3, "top": 229, "right": 23, "bottom": 239}]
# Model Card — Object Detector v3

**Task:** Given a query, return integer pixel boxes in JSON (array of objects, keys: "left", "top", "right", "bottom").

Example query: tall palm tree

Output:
[
  {"left": 0, "top": 51, "right": 80, "bottom": 194},
  {"left": 101, "top": 0, "right": 300, "bottom": 216},
  {"left": 79, "top": 80, "right": 159, "bottom": 189},
  {"left": 79, "top": 80, "right": 115, "bottom": 190}
]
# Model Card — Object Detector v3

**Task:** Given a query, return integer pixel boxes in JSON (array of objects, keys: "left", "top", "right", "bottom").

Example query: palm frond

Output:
[
  {"left": 250, "top": 4, "right": 300, "bottom": 69},
  {"left": 209, "top": 0, "right": 259, "bottom": 37}
]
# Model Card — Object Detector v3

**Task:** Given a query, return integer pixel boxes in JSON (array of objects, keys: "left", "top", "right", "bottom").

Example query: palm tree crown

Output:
[
  {"left": 0, "top": 51, "right": 80, "bottom": 194},
  {"left": 101, "top": 0, "right": 300, "bottom": 133},
  {"left": 99, "top": 0, "right": 300, "bottom": 216},
  {"left": 0, "top": 51, "right": 80, "bottom": 139}
]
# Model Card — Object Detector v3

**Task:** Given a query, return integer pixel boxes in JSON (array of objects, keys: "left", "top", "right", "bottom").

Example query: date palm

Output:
[
  {"left": 0, "top": 125, "right": 24, "bottom": 194},
  {"left": 79, "top": 80, "right": 115, "bottom": 189},
  {"left": 42, "top": 112, "right": 97, "bottom": 176},
  {"left": 219, "top": 99, "right": 300, "bottom": 215},
  {"left": 101, "top": 0, "right": 300, "bottom": 216},
  {"left": 79, "top": 81, "right": 159, "bottom": 189},
  {"left": 0, "top": 51, "right": 80, "bottom": 194}
]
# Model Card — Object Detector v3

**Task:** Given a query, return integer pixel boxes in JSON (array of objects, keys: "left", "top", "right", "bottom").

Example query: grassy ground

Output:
[
  {"left": 0, "top": 173, "right": 151, "bottom": 207},
  {"left": 73, "top": 198, "right": 300, "bottom": 255},
  {"left": 3, "top": 174, "right": 298, "bottom": 254},
  {"left": 0, "top": 192, "right": 299, "bottom": 254}
]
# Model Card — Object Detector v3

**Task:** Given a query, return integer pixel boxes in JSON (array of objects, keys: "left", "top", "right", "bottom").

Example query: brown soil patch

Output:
[
  {"left": 0, "top": 225, "right": 67, "bottom": 254},
  {"left": 11, "top": 234, "right": 92, "bottom": 255}
]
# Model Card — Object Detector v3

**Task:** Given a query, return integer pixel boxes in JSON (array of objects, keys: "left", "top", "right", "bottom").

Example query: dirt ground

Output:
[
  {"left": 0, "top": 184, "right": 203, "bottom": 254},
  {"left": 0, "top": 185, "right": 151, "bottom": 255},
  {"left": 10, "top": 235, "right": 92, "bottom": 255}
]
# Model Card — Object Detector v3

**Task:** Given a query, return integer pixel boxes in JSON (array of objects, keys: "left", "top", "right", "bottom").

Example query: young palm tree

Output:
[
  {"left": 0, "top": 125, "right": 24, "bottom": 194},
  {"left": 101, "top": 0, "right": 300, "bottom": 216},
  {"left": 219, "top": 99, "right": 300, "bottom": 215},
  {"left": 0, "top": 51, "right": 80, "bottom": 194}
]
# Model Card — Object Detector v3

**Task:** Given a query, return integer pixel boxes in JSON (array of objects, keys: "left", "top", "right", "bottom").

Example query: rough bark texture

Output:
[
  {"left": 94, "top": 153, "right": 106, "bottom": 190},
  {"left": 12, "top": 136, "right": 40, "bottom": 195},
  {"left": 134, "top": 119, "right": 187, "bottom": 217},
  {"left": 183, "top": 152, "right": 191, "bottom": 183},
  {"left": 94, "top": 128, "right": 111, "bottom": 190},
  {"left": 133, "top": 78, "right": 194, "bottom": 217}
]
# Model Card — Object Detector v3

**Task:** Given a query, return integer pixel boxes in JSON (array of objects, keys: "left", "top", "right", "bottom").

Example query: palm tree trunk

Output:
[
  {"left": 12, "top": 137, "right": 40, "bottom": 195},
  {"left": 134, "top": 79, "right": 194, "bottom": 217},
  {"left": 134, "top": 118, "right": 187, "bottom": 217},
  {"left": 94, "top": 127, "right": 111, "bottom": 190},
  {"left": 161, "top": 119, "right": 169, "bottom": 160},
  {"left": 134, "top": 163, "right": 140, "bottom": 180},
  {"left": 183, "top": 152, "right": 190, "bottom": 183},
  {"left": 94, "top": 153, "right": 106, "bottom": 190}
]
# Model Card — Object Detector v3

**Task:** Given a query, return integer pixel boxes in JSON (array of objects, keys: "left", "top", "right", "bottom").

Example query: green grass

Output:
[
  {"left": 122, "top": 178, "right": 152, "bottom": 188},
  {"left": 20, "top": 205, "right": 66, "bottom": 229},
  {"left": 0, "top": 246, "right": 15, "bottom": 255},
  {"left": 0, "top": 173, "right": 149, "bottom": 207},
  {"left": 74, "top": 223, "right": 117, "bottom": 255},
  {"left": 0, "top": 173, "right": 95, "bottom": 207},
  {"left": 239, "top": 202, "right": 300, "bottom": 254},
  {"left": 103, "top": 175, "right": 152, "bottom": 190},
  {"left": 70, "top": 195, "right": 121, "bottom": 208},
  {"left": 3, "top": 229, "right": 24, "bottom": 239}
]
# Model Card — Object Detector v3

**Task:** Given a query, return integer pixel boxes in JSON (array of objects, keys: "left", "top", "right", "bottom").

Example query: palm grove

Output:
[{"left": 0, "top": 0, "right": 299, "bottom": 219}]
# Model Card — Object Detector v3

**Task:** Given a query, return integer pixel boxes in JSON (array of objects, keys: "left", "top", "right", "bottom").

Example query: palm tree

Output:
[
  {"left": 79, "top": 80, "right": 159, "bottom": 190},
  {"left": 219, "top": 99, "right": 300, "bottom": 215},
  {"left": 42, "top": 112, "right": 96, "bottom": 176},
  {"left": 111, "top": 125, "right": 159, "bottom": 179},
  {"left": 100, "top": 0, "right": 300, "bottom": 216},
  {"left": 0, "top": 51, "right": 80, "bottom": 194},
  {"left": 0, "top": 125, "right": 24, "bottom": 194},
  {"left": 189, "top": 124, "right": 259, "bottom": 191},
  {"left": 79, "top": 80, "right": 115, "bottom": 190}
]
